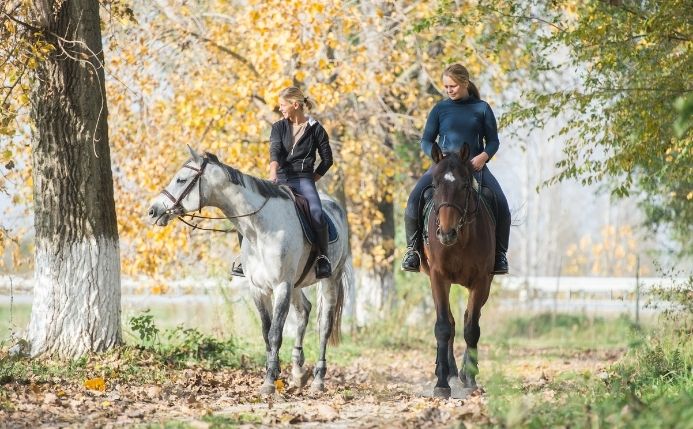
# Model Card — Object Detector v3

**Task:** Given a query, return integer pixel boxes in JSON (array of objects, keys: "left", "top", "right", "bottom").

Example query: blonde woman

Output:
[{"left": 233, "top": 87, "right": 334, "bottom": 278}]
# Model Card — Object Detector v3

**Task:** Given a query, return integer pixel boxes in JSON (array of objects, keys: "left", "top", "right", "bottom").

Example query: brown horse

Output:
[{"left": 420, "top": 142, "right": 495, "bottom": 399}]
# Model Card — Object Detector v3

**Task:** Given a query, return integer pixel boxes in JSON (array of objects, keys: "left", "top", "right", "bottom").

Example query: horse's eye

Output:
[{"left": 176, "top": 177, "right": 187, "bottom": 184}]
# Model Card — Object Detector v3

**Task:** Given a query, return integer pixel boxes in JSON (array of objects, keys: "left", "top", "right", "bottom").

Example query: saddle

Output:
[
  {"left": 280, "top": 186, "right": 338, "bottom": 245},
  {"left": 421, "top": 178, "right": 496, "bottom": 246}
]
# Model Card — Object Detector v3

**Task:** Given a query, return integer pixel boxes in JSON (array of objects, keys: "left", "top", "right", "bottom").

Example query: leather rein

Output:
[{"left": 157, "top": 157, "right": 269, "bottom": 232}]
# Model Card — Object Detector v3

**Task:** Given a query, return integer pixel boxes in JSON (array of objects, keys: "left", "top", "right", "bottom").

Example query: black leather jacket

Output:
[{"left": 269, "top": 117, "right": 333, "bottom": 179}]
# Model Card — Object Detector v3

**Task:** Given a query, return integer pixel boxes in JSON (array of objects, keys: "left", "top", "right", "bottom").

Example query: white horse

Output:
[{"left": 147, "top": 147, "right": 353, "bottom": 394}]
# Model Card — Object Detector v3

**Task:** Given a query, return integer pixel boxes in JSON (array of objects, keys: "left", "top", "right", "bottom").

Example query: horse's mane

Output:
[{"left": 204, "top": 152, "right": 292, "bottom": 200}]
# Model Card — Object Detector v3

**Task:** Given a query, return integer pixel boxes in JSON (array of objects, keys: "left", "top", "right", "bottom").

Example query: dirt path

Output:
[{"left": 1, "top": 346, "right": 624, "bottom": 428}]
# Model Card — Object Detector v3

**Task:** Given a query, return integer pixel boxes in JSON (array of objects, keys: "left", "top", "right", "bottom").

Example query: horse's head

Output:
[
  {"left": 430, "top": 142, "right": 476, "bottom": 246},
  {"left": 147, "top": 146, "right": 209, "bottom": 226}
]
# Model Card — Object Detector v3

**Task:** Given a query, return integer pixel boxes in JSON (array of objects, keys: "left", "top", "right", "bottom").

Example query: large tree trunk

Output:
[{"left": 26, "top": 0, "right": 121, "bottom": 358}]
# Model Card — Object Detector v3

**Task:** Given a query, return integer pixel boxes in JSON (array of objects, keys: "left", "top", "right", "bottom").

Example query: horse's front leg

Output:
[
  {"left": 430, "top": 273, "right": 453, "bottom": 398},
  {"left": 259, "top": 281, "right": 292, "bottom": 395},
  {"left": 460, "top": 279, "right": 490, "bottom": 389},
  {"left": 447, "top": 301, "right": 460, "bottom": 381},
  {"left": 290, "top": 289, "right": 312, "bottom": 388},
  {"left": 251, "top": 289, "right": 273, "bottom": 377}
]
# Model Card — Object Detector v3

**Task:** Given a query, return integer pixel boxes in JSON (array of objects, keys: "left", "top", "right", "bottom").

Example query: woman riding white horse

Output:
[
  {"left": 233, "top": 86, "right": 333, "bottom": 279},
  {"left": 147, "top": 146, "right": 353, "bottom": 395}
]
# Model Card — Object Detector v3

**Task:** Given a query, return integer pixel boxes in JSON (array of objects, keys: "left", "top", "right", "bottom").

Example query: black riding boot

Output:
[
  {"left": 315, "top": 223, "right": 332, "bottom": 279},
  {"left": 401, "top": 215, "right": 422, "bottom": 272},
  {"left": 493, "top": 240, "right": 508, "bottom": 275},
  {"left": 231, "top": 232, "right": 245, "bottom": 277}
]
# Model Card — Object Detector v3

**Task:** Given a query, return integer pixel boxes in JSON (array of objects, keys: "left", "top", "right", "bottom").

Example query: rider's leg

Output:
[
  {"left": 477, "top": 167, "right": 510, "bottom": 274},
  {"left": 290, "top": 177, "right": 332, "bottom": 278},
  {"left": 402, "top": 169, "right": 433, "bottom": 272}
]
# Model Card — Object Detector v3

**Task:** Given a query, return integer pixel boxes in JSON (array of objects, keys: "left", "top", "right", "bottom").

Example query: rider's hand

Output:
[
  {"left": 471, "top": 152, "right": 489, "bottom": 171},
  {"left": 269, "top": 171, "right": 277, "bottom": 183}
]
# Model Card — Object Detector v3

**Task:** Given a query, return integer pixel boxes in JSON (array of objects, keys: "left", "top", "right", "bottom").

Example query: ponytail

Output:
[{"left": 468, "top": 80, "right": 480, "bottom": 99}]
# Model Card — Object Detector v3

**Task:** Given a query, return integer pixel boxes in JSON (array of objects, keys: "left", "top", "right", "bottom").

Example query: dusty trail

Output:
[{"left": 1, "top": 345, "right": 624, "bottom": 428}]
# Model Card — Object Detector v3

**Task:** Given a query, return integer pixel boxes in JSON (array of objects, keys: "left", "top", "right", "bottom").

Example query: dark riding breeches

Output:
[
  {"left": 280, "top": 176, "right": 324, "bottom": 227},
  {"left": 405, "top": 165, "right": 510, "bottom": 253}
]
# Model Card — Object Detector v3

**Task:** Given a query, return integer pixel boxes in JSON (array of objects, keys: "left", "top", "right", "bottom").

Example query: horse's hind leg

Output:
[
  {"left": 258, "top": 281, "right": 292, "bottom": 396},
  {"left": 290, "top": 289, "right": 312, "bottom": 388},
  {"left": 460, "top": 281, "right": 490, "bottom": 389},
  {"left": 310, "top": 275, "right": 340, "bottom": 393}
]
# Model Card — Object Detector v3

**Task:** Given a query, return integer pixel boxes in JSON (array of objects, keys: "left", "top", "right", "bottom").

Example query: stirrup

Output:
[
  {"left": 230, "top": 259, "right": 245, "bottom": 277},
  {"left": 315, "top": 255, "right": 332, "bottom": 279},
  {"left": 401, "top": 247, "right": 421, "bottom": 272}
]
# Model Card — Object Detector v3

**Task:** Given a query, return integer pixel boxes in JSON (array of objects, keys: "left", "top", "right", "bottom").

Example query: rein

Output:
[{"left": 157, "top": 157, "right": 271, "bottom": 233}]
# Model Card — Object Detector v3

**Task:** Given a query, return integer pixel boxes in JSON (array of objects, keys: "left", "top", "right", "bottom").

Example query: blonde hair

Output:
[
  {"left": 442, "top": 64, "right": 480, "bottom": 99},
  {"left": 278, "top": 86, "right": 315, "bottom": 110}
]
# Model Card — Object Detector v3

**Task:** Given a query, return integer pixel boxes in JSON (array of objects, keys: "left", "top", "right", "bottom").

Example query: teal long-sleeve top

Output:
[{"left": 420, "top": 96, "right": 500, "bottom": 160}]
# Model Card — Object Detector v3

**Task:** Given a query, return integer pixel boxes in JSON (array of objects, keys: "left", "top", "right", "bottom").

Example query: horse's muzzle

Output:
[
  {"left": 147, "top": 202, "right": 175, "bottom": 226},
  {"left": 436, "top": 228, "right": 458, "bottom": 246}
]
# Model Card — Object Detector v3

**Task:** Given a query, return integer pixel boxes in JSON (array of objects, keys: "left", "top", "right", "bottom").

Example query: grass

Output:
[
  {"left": 481, "top": 313, "right": 693, "bottom": 429},
  {"left": 486, "top": 312, "right": 641, "bottom": 350}
]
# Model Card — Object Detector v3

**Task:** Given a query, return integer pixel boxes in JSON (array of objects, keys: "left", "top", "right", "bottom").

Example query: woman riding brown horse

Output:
[{"left": 421, "top": 142, "right": 495, "bottom": 399}]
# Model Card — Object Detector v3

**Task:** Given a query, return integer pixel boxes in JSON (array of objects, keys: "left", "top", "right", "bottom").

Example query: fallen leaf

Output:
[
  {"left": 84, "top": 378, "right": 106, "bottom": 392},
  {"left": 316, "top": 404, "right": 339, "bottom": 421},
  {"left": 43, "top": 393, "right": 58, "bottom": 405},
  {"left": 274, "top": 379, "right": 285, "bottom": 392}
]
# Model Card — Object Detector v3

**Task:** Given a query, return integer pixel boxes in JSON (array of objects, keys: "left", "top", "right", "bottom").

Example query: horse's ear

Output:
[
  {"left": 187, "top": 145, "right": 203, "bottom": 163},
  {"left": 460, "top": 143, "right": 470, "bottom": 162},
  {"left": 431, "top": 142, "right": 443, "bottom": 164}
]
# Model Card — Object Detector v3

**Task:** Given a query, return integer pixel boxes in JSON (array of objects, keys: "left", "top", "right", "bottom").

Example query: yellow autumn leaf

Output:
[
  {"left": 84, "top": 377, "right": 106, "bottom": 391},
  {"left": 274, "top": 379, "right": 285, "bottom": 392}
]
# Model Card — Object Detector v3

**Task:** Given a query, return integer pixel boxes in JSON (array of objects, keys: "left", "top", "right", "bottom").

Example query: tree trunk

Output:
[
  {"left": 355, "top": 184, "right": 396, "bottom": 326},
  {"left": 26, "top": 0, "right": 121, "bottom": 358}
]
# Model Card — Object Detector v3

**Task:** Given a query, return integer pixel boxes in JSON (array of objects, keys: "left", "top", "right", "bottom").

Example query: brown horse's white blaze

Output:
[{"left": 421, "top": 142, "right": 495, "bottom": 399}]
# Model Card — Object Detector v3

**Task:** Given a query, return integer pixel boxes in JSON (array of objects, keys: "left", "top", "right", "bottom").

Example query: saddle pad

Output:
[
  {"left": 278, "top": 184, "right": 339, "bottom": 245},
  {"left": 294, "top": 206, "right": 339, "bottom": 245}
]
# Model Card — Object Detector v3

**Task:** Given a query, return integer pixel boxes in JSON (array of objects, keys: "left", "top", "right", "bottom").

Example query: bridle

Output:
[
  {"left": 156, "top": 157, "right": 270, "bottom": 231},
  {"left": 433, "top": 169, "right": 482, "bottom": 236},
  {"left": 159, "top": 158, "right": 209, "bottom": 220}
]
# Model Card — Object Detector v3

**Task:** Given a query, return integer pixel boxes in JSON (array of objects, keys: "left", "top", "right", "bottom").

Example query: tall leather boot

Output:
[
  {"left": 493, "top": 239, "right": 508, "bottom": 275},
  {"left": 401, "top": 215, "right": 422, "bottom": 272},
  {"left": 315, "top": 223, "right": 332, "bottom": 279}
]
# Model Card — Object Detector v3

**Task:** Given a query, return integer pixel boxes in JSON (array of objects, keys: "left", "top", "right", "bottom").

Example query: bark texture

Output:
[{"left": 27, "top": 0, "right": 121, "bottom": 358}]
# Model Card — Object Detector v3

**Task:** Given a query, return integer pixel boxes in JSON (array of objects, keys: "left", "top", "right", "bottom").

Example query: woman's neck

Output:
[{"left": 289, "top": 111, "right": 307, "bottom": 124}]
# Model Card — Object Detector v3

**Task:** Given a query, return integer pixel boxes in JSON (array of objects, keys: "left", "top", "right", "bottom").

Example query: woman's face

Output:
[
  {"left": 443, "top": 75, "right": 469, "bottom": 100},
  {"left": 279, "top": 98, "right": 300, "bottom": 119}
]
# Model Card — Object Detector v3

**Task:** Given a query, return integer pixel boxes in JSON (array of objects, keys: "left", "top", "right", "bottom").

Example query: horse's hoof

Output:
[
  {"left": 258, "top": 383, "right": 276, "bottom": 396},
  {"left": 292, "top": 368, "right": 311, "bottom": 388},
  {"left": 309, "top": 380, "right": 325, "bottom": 393},
  {"left": 448, "top": 377, "right": 464, "bottom": 390},
  {"left": 433, "top": 387, "right": 451, "bottom": 399}
]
